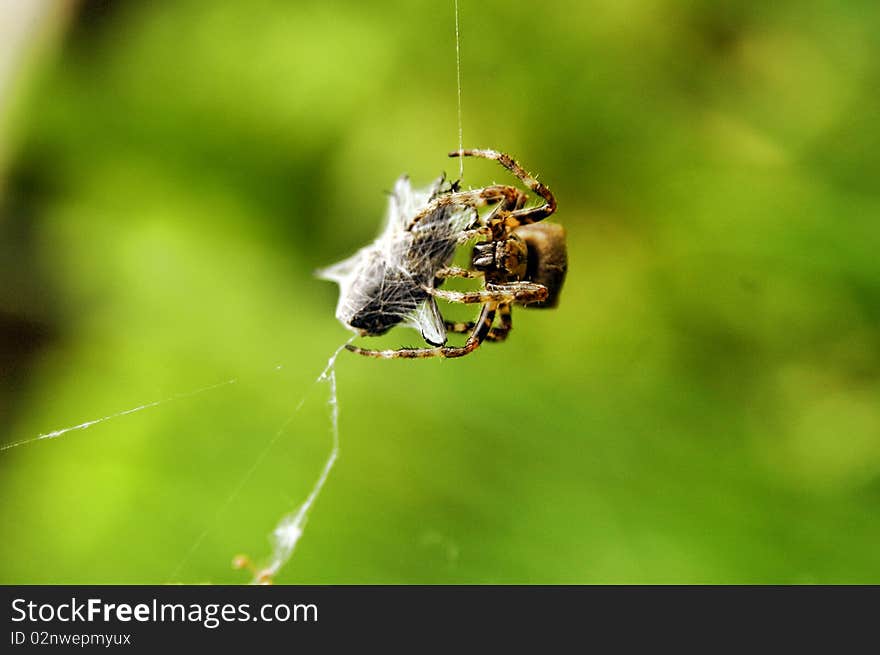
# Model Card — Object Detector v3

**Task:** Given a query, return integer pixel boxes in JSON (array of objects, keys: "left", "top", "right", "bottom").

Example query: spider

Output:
[{"left": 318, "top": 149, "right": 566, "bottom": 359}]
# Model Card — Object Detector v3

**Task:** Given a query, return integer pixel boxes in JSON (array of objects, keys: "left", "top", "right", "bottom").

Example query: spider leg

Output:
[
  {"left": 471, "top": 184, "right": 529, "bottom": 213},
  {"left": 490, "top": 303, "right": 513, "bottom": 341},
  {"left": 406, "top": 185, "right": 522, "bottom": 232},
  {"left": 444, "top": 303, "right": 512, "bottom": 342},
  {"left": 456, "top": 226, "right": 492, "bottom": 244},
  {"left": 346, "top": 304, "right": 497, "bottom": 359},
  {"left": 435, "top": 266, "right": 484, "bottom": 280},
  {"left": 427, "top": 281, "right": 548, "bottom": 305},
  {"left": 449, "top": 149, "right": 556, "bottom": 224},
  {"left": 443, "top": 320, "right": 473, "bottom": 334}
]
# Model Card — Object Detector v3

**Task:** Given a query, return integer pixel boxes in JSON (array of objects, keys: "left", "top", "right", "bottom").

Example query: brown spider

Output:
[{"left": 317, "top": 149, "right": 566, "bottom": 359}]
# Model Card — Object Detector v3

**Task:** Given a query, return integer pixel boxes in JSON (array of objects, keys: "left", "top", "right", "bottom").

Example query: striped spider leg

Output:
[{"left": 344, "top": 282, "right": 547, "bottom": 359}]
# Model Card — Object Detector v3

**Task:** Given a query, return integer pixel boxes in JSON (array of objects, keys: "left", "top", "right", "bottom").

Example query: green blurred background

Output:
[{"left": 1, "top": 0, "right": 879, "bottom": 584}]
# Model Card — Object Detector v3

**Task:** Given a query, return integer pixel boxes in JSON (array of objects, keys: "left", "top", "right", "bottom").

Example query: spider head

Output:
[{"left": 472, "top": 234, "right": 528, "bottom": 281}]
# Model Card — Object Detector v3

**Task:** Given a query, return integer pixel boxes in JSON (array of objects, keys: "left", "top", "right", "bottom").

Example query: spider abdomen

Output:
[{"left": 515, "top": 222, "right": 568, "bottom": 308}]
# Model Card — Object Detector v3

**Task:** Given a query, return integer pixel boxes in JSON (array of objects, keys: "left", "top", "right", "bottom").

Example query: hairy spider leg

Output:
[
  {"left": 492, "top": 304, "right": 513, "bottom": 341},
  {"left": 456, "top": 226, "right": 492, "bottom": 244},
  {"left": 345, "top": 304, "right": 497, "bottom": 359},
  {"left": 348, "top": 282, "right": 531, "bottom": 358},
  {"left": 435, "top": 266, "right": 485, "bottom": 280},
  {"left": 434, "top": 269, "right": 515, "bottom": 343},
  {"left": 405, "top": 185, "right": 523, "bottom": 232},
  {"left": 445, "top": 303, "right": 512, "bottom": 342},
  {"left": 449, "top": 149, "right": 557, "bottom": 225},
  {"left": 427, "top": 281, "right": 548, "bottom": 305}
]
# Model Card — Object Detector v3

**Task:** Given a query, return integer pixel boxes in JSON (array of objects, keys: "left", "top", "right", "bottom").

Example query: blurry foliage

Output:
[{"left": 0, "top": 0, "right": 879, "bottom": 583}]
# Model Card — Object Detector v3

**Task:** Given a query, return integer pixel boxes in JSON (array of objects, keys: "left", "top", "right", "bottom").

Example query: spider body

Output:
[{"left": 319, "top": 149, "right": 566, "bottom": 359}]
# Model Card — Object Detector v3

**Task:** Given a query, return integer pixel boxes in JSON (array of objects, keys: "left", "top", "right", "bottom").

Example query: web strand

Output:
[
  {"left": 454, "top": 0, "right": 464, "bottom": 179},
  {"left": 248, "top": 339, "right": 349, "bottom": 584},
  {"left": 169, "top": 339, "right": 352, "bottom": 584},
  {"left": 0, "top": 378, "right": 237, "bottom": 453}
]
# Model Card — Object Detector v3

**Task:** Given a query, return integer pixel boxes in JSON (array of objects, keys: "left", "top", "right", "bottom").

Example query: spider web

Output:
[
  {"left": 2, "top": 345, "right": 350, "bottom": 584},
  {"left": 235, "top": 340, "right": 351, "bottom": 584},
  {"left": 2, "top": 0, "right": 473, "bottom": 585}
]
